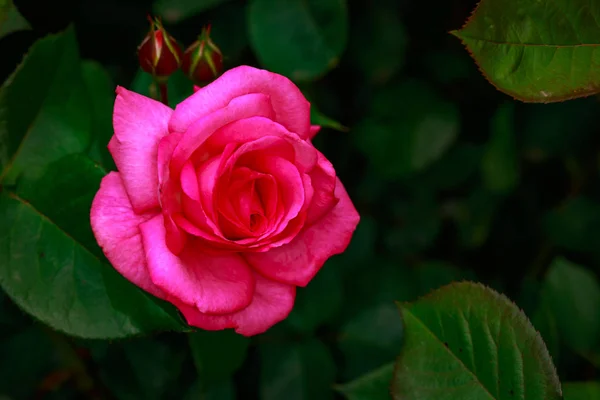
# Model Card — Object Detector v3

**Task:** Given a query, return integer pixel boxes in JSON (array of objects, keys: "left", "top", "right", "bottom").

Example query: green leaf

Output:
[
  {"left": 544, "top": 197, "right": 600, "bottom": 252},
  {"left": 563, "top": 382, "right": 600, "bottom": 400},
  {"left": 335, "top": 363, "right": 394, "bottom": 400},
  {"left": 248, "top": 0, "right": 348, "bottom": 81},
  {"left": 188, "top": 330, "right": 249, "bottom": 386},
  {"left": 541, "top": 257, "right": 600, "bottom": 355},
  {"left": 0, "top": 154, "right": 186, "bottom": 338},
  {"left": 0, "top": 27, "right": 91, "bottom": 186},
  {"left": 260, "top": 339, "right": 336, "bottom": 400},
  {"left": 348, "top": 1, "right": 407, "bottom": 84},
  {"left": 452, "top": 0, "right": 600, "bottom": 102},
  {"left": 82, "top": 60, "right": 116, "bottom": 171},
  {"left": 153, "top": 0, "right": 231, "bottom": 23},
  {"left": 354, "top": 80, "right": 459, "bottom": 179},
  {"left": 310, "top": 106, "right": 347, "bottom": 132},
  {"left": 392, "top": 282, "right": 562, "bottom": 400},
  {"left": 131, "top": 69, "right": 194, "bottom": 109},
  {"left": 0, "top": 0, "right": 30, "bottom": 39},
  {"left": 338, "top": 303, "right": 403, "bottom": 380},
  {"left": 482, "top": 103, "right": 519, "bottom": 194},
  {"left": 286, "top": 265, "right": 343, "bottom": 334}
]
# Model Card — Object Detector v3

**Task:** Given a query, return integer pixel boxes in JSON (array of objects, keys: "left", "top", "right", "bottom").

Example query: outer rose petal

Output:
[
  {"left": 306, "top": 152, "right": 338, "bottom": 225},
  {"left": 140, "top": 214, "right": 255, "bottom": 314},
  {"left": 176, "top": 272, "right": 296, "bottom": 336},
  {"left": 245, "top": 180, "right": 360, "bottom": 287},
  {"left": 90, "top": 172, "right": 165, "bottom": 299},
  {"left": 110, "top": 86, "right": 172, "bottom": 213},
  {"left": 170, "top": 66, "right": 311, "bottom": 139}
]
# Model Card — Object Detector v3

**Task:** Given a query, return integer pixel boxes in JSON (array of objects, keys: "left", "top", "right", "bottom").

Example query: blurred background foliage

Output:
[{"left": 1, "top": 0, "right": 600, "bottom": 398}]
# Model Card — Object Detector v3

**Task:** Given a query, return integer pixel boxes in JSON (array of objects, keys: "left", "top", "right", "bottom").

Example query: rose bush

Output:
[{"left": 90, "top": 66, "right": 360, "bottom": 336}]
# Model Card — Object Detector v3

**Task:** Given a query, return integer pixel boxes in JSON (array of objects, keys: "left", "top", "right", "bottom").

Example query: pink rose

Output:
[{"left": 90, "top": 66, "right": 360, "bottom": 336}]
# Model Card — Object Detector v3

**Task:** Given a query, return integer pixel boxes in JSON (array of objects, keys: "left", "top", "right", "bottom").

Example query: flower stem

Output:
[{"left": 158, "top": 80, "right": 169, "bottom": 106}]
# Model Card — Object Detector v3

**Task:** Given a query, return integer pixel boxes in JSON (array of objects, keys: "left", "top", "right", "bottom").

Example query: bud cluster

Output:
[{"left": 137, "top": 16, "right": 223, "bottom": 86}]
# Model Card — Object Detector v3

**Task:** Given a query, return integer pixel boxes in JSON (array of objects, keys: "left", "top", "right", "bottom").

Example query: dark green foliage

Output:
[{"left": 1, "top": 0, "right": 600, "bottom": 398}]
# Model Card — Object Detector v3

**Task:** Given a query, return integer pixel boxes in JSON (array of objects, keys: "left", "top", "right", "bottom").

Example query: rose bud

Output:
[
  {"left": 91, "top": 66, "right": 360, "bottom": 336},
  {"left": 137, "top": 16, "right": 182, "bottom": 79},
  {"left": 181, "top": 25, "right": 223, "bottom": 86}
]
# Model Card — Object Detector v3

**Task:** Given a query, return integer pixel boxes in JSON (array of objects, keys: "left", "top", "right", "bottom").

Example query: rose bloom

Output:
[{"left": 90, "top": 66, "right": 360, "bottom": 336}]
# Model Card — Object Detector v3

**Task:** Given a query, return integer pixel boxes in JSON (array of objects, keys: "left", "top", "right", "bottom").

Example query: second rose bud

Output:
[{"left": 182, "top": 25, "right": 223, "bottom": 86}]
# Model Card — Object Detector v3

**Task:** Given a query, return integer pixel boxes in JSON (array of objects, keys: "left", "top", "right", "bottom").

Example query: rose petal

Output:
[
  {"left": 306, "top": 152, "right": 339, "bottom": 225},
  {"left": 244, "top": 179, "right": 360, "bottom": 287},
  {"left": 158, "top": 132, "right": 183, "bottom": 186},
  {"left": 170, "top": 93, "right": 276, "bottom": 176},
  {"left": 170, "top": 66, "right": 310, "bottom": 138},
  {"left": 180, "top": 160, "right": 200, "bottom": 201},
  {"left": 90, "top": 172, "right": 164, "bottom": 298},
  {"left": 140, "top": 214, "right": 255, "bottom": 314},
  {"left": 176, "top": 272, "right": 296, "bottom": 336},
  {"left": 248, "top": 155, "right": 305, "bottom": 228},
  {"left": 206, "top": 117, "right": 317, "bottom": 172},
  {"left": 110, "top": 86, "right": 172, "bottom": 213}
]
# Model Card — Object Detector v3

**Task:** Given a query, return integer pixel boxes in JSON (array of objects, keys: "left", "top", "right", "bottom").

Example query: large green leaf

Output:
[
  {"left": 82, "top": 60, "right": 116, "bottom": 171},
  {"left": 0, "top": 0, "right": 30, "bottom": 39},
  {"left": 541, "top": 258, "right": 600, "bottom": 355},
  {"left": 0, "top": 27, "right": 91, "bottom": 186},
  {"left": 562, "top": 382, "right": 600, "bottom": 400},
  {"left": 392, "top": 282, "right": 562, "bottom": 400},
  {"left": 335, "top": 363, "right": 394, "bottom": 400},
  {"left": 0, "top": 154, "right": 186, "bottom": 338},
  {"left": 248, "top": 0, "right": 348, "bottom": 81},
  {"left": 188, "top": 330, "right": 249, "bottom": 386},
  {"left": 260, "top": 339, "right": 336, "bottom": 400},
  {"left": 452, "top": 0, "right": 600, "bottom": 102}
]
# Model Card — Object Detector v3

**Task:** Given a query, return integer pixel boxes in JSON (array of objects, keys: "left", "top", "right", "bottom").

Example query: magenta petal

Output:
[
  {"left": 306, "top": 152, "right": 339, "bottom": 225},
  {"left": 245, "top": 180, "right": 360, "bottom": 287},
  {"left": 176, "top": 272, "right": 296, "bottom": 336},
  {"left": 157, "top": 133, "right": 182, "bottom": 186},
  {"left": 140, "top": 214, "right": 255, "bottom": 314},
  {"left": 90, "top": 172, "right": 165, "bottom": 299},
  {"left": 170, "top": 66, "right": 310, "bottom": 139},
  {"left": 180, "top": 160, "right": 200, "bottom": 201},
  {"left": 169, "top": 93, "right": 276, "bottom": 176},
  {"left": 206, "top": 117, "right": 317, "bottom": 172},
  {"left": 110, "top": 86, "right": 172, "bottom": 213}
]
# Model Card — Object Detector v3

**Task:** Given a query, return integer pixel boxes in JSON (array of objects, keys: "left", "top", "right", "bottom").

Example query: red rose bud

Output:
[
  {"left": 182, "top": 25, "right": 223, "bottom": 86},
  {"left": 137, "top": 16, "right": 182, "bottom": 78}
]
